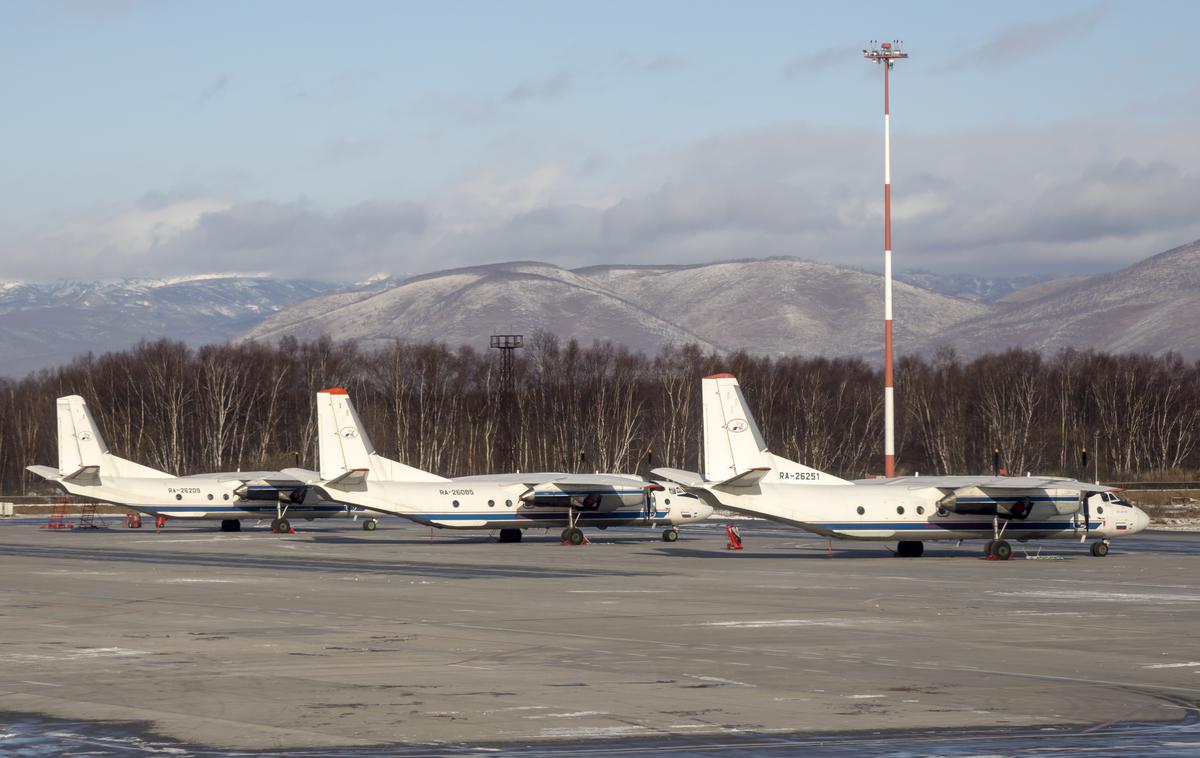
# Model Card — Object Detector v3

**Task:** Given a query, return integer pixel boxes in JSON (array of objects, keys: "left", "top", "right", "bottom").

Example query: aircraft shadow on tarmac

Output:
[
  {"left": 0, "top": 542, "right": 661, "bottom": 579},
  {"left": 640, "top": 544, "right": 1115, "bottom": 560}
]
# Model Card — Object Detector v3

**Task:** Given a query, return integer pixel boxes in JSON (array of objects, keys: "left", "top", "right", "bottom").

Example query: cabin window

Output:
[
  {"left": 897, "top": 506, "right": 905, "bottom": 515},
  {"left": 856, "top": 506, "right": 865, "bottom": 515},
  {"left": 207, "top": 494, "right": 213, "bottom": 501},
  {"left": 223, "top": 494, "right": 230, "bottom": 501},
  {"left": 488, "top": 500, "right": 495, "bottom": 508},
  {"left": 506, "top": 500, "right": 513, "bottom": 507},
  {"left": 916, "top": 506, "right": 924, "bottom": 515},
  {"left": 1096, "top": 505, "right": 1104, "bottom": 514},
  {"left": 664, "top": 498, "right": 671, "bottom": 505},
  {"left": 175, "top": 494, "right": 182, "bottom": 500},
  {"left": 452, "top": 500, "right": 460, "bottom": 508}
]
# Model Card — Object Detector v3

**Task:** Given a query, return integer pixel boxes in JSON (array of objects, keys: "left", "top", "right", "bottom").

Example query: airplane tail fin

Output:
[
  {"left": 701, "top": 375, "right": 848, "bottom": 486},
  {"left": 56, "top": 395, "right": 171, "bottom": 480},
  {"left": 316, "top": 389, "right": 447, "bottom": 485}
]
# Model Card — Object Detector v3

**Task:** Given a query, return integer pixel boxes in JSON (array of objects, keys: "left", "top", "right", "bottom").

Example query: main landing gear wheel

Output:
[
  {"left": 662, "top": 528, "right": 679, "bottom": 542},
  {"left": 1091, "top": 541, "right": 1110, "bottom": 557},
  {"left": 361, "top": 519, "right": 378, "bottom": 532},
  {"left": 989, "top": 539, "right": 1013, "bottom": 560},
  {"left": 896, "top": 540, "right": 924, "bottom": 557},
  {"left": 564, "top": 527, "right": 586, "bottom": 546},
  {"left": 983, "top": 540, "right": 995, "bottom": 557},
  {"left": 498, "top": 528, "right": 522, "bottom": 543},
  {"left": 220, "top": 519, "right": 241, "bottom": 533},
  {"left": 271, "top": 517, "right": 291, "bottom": 534}
]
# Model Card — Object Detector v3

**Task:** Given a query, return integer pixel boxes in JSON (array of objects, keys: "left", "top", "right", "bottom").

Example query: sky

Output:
[{"left": 1, "top": 0, "right": 1198, "bottom": 283}]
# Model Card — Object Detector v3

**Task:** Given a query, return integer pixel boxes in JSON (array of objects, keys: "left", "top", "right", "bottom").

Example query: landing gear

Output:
[
  {"left": 983, "top": 540, "right": 995, "bottom": 557},
  {"left": 1091, "top": 540, "right": 1110, "bottom": 557},
  {"left": 361, "top": 519, "right": 378, "bottom": 532},
  {"left": 988, "top": 539, "right": 1013, "bottom": 561},
  {"left": 271, "top": 517, "right": 291, "bottom": 534},
  {"left": 662, "top": 528, "right": 679, "bottom": 543},
  {"left": 498, "top": 528, "right": 523, "bottom": 543},
  {"left": 560, "top": 506, "right": 588, "bottom": 545},
  {"left": 896, "top": 540, "right": 924, "bottom": 557},
  {"left": 220, "top": 519, "right": 241, "bottom": 533},
  {"left": 986, "top": 514, "right": 1013, "bottom": 560}
]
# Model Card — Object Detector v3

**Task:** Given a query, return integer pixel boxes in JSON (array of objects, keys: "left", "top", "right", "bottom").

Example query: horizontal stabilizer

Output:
[
  {"left": 324, "top": 468, "right": 369, "bottom": 491},
  {"left": 651, "top": 467, "right": 706, "bottom": 488},
  {"left": 712, "top": 467, "right": 771, "bottom": 489},
  {"left": 63, "top": 465, "right": 101, "bottom": 486},
  {"left": 26, "top": 465, "right": 61, "bottom": 481}
]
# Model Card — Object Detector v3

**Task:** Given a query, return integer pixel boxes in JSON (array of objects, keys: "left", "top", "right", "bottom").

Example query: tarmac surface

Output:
[{"left": 1, "top": 516, "right": 1199, "bottom": 755}]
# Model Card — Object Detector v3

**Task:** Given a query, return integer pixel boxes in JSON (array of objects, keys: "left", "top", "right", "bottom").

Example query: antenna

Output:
[
  {"left": 863, "top": 39, "right": 909, "bottom": 478},
  {"left": 489, "top": 333, "right": 523, "bottom": 472}
]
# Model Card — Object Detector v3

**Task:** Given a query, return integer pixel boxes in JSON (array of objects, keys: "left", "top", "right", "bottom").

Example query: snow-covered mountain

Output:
[
  {"left": 238, "top": 259, "right": 991, "bottom": 359},
  {"left": 915, "top": 240, "right": 1200, "bottom": 358},
  {"left": 7, "top": 240, "right": 1199, "bottom": 376},
  {"left": 0, "top": 276, "right": 338, "bottom": 376},
  {"left": 895, "top": 270, "right": 1049, "bottom": 302}
]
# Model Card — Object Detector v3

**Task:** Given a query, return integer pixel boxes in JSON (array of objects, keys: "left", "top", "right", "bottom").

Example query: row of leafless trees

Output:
[{"left": 3, "top": 336, "right": 1198, "bottom": 494}]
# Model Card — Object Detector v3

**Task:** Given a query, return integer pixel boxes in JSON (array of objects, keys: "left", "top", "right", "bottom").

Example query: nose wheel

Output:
[
  {"left": 661, "top": 528, "right": 679, "bottom": 542},
  {"left": 1090, "top": 540, "right": 1110, "bottom": 557},
  {"left": 361, "top": 519, "right": 378, "bottom": 531}
]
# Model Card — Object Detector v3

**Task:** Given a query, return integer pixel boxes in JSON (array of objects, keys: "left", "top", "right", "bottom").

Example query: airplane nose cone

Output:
[{"left": 1133, "top": 506, "right": 1151, "bottom": 534}]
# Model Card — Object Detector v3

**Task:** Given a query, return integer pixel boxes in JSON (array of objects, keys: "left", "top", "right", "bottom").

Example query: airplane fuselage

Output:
[
  {"left": 51, "top": 474, "right": 357, "bottom": 521},
  {"left": 326, "top": 480, "right": 707, "bottom": 530},
  {"left": 690, "top": 483, "right": 1148, "bottom": 542}
]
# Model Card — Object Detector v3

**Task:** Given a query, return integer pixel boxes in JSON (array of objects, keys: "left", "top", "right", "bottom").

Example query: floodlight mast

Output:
[{"left": 863, "top": 39, "right": 908, "bottom": 478}]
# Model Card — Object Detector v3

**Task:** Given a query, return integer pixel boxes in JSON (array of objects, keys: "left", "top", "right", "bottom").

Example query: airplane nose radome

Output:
[{"left": 1135, "top": 507, "right": 1151, "bottom": 533}]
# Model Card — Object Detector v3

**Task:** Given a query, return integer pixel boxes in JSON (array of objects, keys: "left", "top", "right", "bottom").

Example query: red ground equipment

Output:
[
  {"left": 725, "top": 524, "right": 744, "bottom": 550},
  {"left": 125, "top": 512, "right": 142, "bottom": 528},
  {"left": 42, "top": 502, "right": 73, "bottom": 530}
]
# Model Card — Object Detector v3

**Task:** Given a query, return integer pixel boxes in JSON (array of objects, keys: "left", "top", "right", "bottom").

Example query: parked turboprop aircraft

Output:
[
  {"left": 653, "top": 374, "right": 1150, "bottom": 558},
  {"left": 309, "top": 388, "right": 712, "bottom": 543},
  {"left": 28, "top": 395, "right": 369, "bottom": 533}
]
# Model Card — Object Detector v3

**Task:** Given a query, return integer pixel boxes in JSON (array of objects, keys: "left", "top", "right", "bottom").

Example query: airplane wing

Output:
[
  {"left": 519, "top": 474, "right": 661, "bottom": 509},
  {"left": 855, "top": 475, "right": 1118, "bottom": 493}
]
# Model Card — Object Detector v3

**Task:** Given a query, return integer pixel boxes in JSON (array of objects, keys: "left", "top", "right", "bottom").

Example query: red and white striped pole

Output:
[{"left": 865, "top": 40, "right": 908, "bottom": 478}]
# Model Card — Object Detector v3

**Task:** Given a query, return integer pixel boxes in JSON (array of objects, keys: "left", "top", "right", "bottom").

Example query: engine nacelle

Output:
[{"left": 937, "top": 487, "right": 1078, "bottom": 519}]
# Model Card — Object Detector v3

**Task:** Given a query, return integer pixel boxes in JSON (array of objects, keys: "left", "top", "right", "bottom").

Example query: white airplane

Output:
[
  {"left": 28, "top": 395, "right": 372, "bottom": 533},
  {"left": 310, "top": 388, "right": 712, "bottom": 543},
  {"left": 653, "top": 374, "right": 1150, "bottom": 559}
]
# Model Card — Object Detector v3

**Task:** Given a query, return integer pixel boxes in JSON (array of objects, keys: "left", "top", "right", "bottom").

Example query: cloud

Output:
[
  {"left": 9, "top": 118, "right": 1200, "bottom": 282},
  {"left": 940, "top": 3, "right": 1107, "bottom": 70},
  {"left": 616, "top": 52, "right": 688, "bottom": 74},
  {"left": 505, "top": 70, "right": 576, "bottom": 103},
  {"left": 315, "top": 137, "right": 380, "bottom": 164},
  {"left": 782, "top": 45, "right": 848, "bottom": 81},
  {"left": 198, "top": 73, "right": 231, "bottom": 104}
]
